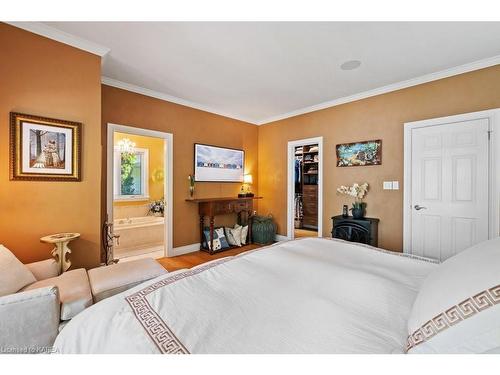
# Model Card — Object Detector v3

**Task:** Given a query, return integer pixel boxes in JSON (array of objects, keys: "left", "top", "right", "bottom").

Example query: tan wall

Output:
[
  {"left": 102, "top": 85, "right": 259, "bottom": 248},
  {"left": 2, "top": 21, "right": 498, "bottom": 264},
  {"left": 257, "top": 65, "right": 500, "bottom": 252},
  {"left": 0, "top": 23, "right": 102, "bottom": 268}
]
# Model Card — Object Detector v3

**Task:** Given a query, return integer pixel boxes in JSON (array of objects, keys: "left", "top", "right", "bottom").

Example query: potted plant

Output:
[
  {"left": 336, "top": 182, "right": 369, "bottom": 219},
  {"left": 188, "top": 174, "right": 195, "bottom": 198}
]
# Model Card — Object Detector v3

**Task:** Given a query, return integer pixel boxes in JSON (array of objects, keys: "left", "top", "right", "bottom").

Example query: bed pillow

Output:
[
  {"left": 0, "top": 244, "right": 36, "bottom": 297},
  {"left": 203, "top": 227, "right": 230, "bottom": 251},
  {"left": 407, "top": 237, "right": 500, "bottom": 354},
  {"left": 225, "top": 226, "right": 242, "bottom": 247}
]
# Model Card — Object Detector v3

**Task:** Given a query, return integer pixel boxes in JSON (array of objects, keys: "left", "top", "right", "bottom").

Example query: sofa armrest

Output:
[
  {"left": 26, "top": 259, "right": 60, "bottom": 280},
  {"left": 0, "top": 286, "right": 60, "bottom": 354}
]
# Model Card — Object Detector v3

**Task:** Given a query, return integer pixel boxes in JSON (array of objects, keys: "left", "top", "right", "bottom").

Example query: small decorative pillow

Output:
[
  {"left": 203, "top": 228, "right": 230, "bottom": 250},
  {"left": 407, "top": 237, "right": 500, "bottom": 354},
  {"left": 0, "top": 244, "right": 36, "bottom": 297},
  {"left": 240, "top": 225, "right": 249, "bottom": 245},
  {"left": 225, "top": 226, "right": 242, "bottom": 247},
  {"left": 234, "top": 224, "right": 249, "bottom": 245}
]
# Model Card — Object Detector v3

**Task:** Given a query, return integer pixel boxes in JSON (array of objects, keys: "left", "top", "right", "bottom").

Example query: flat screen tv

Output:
[{"left": 194, "top": 143, "right": 244, "bottom": 182}]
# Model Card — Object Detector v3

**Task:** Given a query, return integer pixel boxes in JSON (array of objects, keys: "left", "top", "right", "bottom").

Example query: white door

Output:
[{"left": 410, "top": 118, "right": 489, "bottom": 261}]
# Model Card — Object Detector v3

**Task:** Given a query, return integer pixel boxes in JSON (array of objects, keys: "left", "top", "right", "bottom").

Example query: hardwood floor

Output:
[
  {"left": 295, "top": 228, "right": 318, "bottom": 238},
  {"left": 157, "top": 243, "right": 263, "bottom": 272}
]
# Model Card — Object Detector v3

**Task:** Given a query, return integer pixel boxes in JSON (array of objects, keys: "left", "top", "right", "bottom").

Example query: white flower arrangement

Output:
[{"left": 337, "top": 182, "right": 369, "bottom": 208}]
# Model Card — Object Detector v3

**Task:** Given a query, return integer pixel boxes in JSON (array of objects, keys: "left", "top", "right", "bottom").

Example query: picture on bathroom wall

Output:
[
  {"left": 336, "top": 139, "right": 382, "bottom": 167},
  {"left": 194, "top": 143, "right": 244, "bottom": 182},
  {"left": 10, "top": 112, "right": 81, "bottom": 181}
]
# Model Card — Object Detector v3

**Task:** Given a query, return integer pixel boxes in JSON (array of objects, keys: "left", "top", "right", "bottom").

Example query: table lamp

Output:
[{"left": 244, "top": 174, "right": 254, "bottom": 197}]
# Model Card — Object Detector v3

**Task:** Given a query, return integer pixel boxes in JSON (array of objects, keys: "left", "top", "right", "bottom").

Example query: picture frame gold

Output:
[{"left": 10, "top": 112, "right": 82, "bottom": 181}]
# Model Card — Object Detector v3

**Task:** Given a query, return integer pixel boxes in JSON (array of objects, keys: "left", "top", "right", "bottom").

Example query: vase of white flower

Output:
[
  {"left": 336, "top": 182, "right": 369, "bottom": 219},
  {"left": 351, "top": 202, "right": 366, "bottom": 219}
]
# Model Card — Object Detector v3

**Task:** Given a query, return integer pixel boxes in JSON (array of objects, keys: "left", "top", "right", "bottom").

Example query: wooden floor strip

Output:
[{"left": 157, "top": 243, "right": 263, "bottom": 272}]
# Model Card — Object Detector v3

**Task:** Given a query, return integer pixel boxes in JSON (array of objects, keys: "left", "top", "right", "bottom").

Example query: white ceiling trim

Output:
[
  {"left": 7, "top": 22, "right": 110, "bottom": 57},
  {"left": 101, "top": 77, "right": 259, "bottom": 124},
  {"left": 9, "top": 22, "right": 498, "bottom": 125},
  {"left": 256, "top": 54, "right": 500, "bottom": 125}
]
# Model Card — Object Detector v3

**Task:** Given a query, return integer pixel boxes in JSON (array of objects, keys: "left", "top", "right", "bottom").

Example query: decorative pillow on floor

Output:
[
  {"left": 225, "top": 226, "right": 242, "bottom": 247},
  {"left": 407, "top": 237, "right": 500, "bottom": 354},
  {"left": 240, "top": 225, "right": 249, "bottom": 245},
  {"left": 234, "top": 224, "right": 249, "bottom": 245},
  {"left": 0, "top": 244, "right": 36, "bottom": 297},
  {"left": 203, "top": 228, "right": 230, "bottom": 251}
]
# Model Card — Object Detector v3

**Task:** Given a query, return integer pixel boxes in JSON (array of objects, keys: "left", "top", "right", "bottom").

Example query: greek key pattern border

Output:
[
  {"left": 406, "top": 284, "right": 500, "bottom": 352},
  {"left": 125, "top": 257, "right": 236, "bottom": 353},
  {"left": 125, "top": 236, "right": 438, "bottom": 354}
]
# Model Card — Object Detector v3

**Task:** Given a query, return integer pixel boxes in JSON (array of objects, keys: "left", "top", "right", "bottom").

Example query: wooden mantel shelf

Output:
[{"left": 185, "top": 196, "right": 263, "bottom": 203}]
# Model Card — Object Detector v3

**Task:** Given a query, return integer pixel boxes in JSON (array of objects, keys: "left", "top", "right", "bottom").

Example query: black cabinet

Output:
[{"left": 331, "top": 215, "right": 379, "bottom": 247}]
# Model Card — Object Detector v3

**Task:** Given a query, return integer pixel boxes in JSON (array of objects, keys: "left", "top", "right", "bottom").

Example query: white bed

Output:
[{"left": 54, "top": 238, "right": 441, "bottom": 353}]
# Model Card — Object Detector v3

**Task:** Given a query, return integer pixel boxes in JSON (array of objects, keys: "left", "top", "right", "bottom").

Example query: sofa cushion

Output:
[
  {"left": 0, "top": 244, "right": 36, "bottom": 297},
  {"left": 88, "top": 258, "right": 167, "bottom": 302},
  {"left": 23, "top": 268, "right": 92, "bottom": 321},
  {"left": 0, "top": 286, "right": 60, "bottom": 352},
  {"left": 26, "top": 258, "right": 60, "bottom": 281}
]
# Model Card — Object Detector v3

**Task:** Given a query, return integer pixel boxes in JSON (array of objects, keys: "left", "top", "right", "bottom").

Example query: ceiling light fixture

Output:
[
  {"left": 340, "top": 60, "right": 361, "bottom": 71},
  {"left": 117, "top": 138, "right": 136, "bottom": 154}
]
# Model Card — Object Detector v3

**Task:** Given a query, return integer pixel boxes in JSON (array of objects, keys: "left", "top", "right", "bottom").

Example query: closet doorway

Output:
[{"left": 287, "top": 137, "right": 323, "bottom": 240}]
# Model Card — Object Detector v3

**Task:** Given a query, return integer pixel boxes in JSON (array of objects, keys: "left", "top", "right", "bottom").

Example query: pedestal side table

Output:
[{"left": 40, "top": 232, "right": 80, "bottom": 273}]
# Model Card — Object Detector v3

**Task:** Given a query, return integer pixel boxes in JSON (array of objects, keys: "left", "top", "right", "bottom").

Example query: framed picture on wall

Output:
[
  {"left": 10, "top": 112, "right": 82, "bottom": 181},
  {"left": 194, "top": 143, "right": 244, "bottom": 182},
  {"left": 336, "top": 139, "right": 382, "bottom": 167}
]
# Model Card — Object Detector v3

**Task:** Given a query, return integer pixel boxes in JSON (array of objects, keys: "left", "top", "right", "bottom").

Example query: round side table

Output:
[{"left": 40, "top": 233, "right": 80, "bottom": 273}]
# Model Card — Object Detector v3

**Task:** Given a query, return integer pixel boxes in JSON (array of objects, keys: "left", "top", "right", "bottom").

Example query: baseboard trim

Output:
[
  {"left": 172, "top": 236, "right": 289, "bottom": 257},
  {"left": 171, "top": 243, "right": 200, "bottom": 257},
  {"left": 275, "top": 234, "right": 290, "bottom": 242}
]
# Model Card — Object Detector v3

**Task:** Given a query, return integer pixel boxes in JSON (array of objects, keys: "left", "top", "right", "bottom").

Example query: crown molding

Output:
[
  {"left": 101, "top": 76, "right": 259, "bottom": 125},
  {"left": 7, "top": 22, "right": 110, "bottom": 57},
  {"left": 256, "top": 54, "right": 500, "bottom": 125}
]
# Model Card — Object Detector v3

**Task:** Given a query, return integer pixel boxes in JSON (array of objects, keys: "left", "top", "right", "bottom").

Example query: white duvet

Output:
[{"left": 54, "top": 238, "right": 438, "bottom": 354}]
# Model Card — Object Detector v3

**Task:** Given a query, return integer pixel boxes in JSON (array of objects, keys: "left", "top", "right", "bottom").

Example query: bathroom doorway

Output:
[{"left": 106, "top": 124, "right": 173, "bottom": 262}]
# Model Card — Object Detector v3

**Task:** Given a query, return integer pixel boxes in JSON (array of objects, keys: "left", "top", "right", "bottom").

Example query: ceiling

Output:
[{"left": 41, "top": 22, "right": 500, "bottom": 124}]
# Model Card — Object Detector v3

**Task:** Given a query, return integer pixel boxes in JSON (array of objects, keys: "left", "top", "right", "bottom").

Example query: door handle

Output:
[{"left": 414, "top": 205, "right": 427, "bottom": 211}]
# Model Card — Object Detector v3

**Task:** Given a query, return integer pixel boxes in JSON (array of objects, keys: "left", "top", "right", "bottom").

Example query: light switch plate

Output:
[
  {"left": 392, "top": 181, "right": 399, "bottom": 190},
  {"left": 383, "top": 181, "right": 393, "bottom": 190}
]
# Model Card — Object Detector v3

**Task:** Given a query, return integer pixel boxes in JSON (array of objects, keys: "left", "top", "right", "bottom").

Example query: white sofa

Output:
[{"left": 0, "top": 245, "right": 166, "bottom": 354}]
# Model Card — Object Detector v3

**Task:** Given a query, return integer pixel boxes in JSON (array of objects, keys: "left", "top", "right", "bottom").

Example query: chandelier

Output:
[{"left": 117, "top": 138, "right": 136, "bottom": 154}]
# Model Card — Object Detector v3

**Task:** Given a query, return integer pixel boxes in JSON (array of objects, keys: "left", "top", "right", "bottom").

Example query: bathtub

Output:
[{"left": 113, "top": 216, "right": 165, "bottom": 258}]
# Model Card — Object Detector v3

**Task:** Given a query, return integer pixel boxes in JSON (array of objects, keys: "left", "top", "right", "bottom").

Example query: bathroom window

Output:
[{"left": 114, "top": 147, "right": 149, "bottom": 201}]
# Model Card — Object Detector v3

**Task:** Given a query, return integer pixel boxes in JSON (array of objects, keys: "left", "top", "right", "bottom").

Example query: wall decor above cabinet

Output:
[
  {"left": 194, "top": 143, "right": 244, "bottom": 182},
  {"left": 336, "top": 139, "right": 382, "bottom": 167}
]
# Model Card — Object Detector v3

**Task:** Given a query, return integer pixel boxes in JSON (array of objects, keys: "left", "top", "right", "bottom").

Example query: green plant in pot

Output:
[
  {"left": 188, "top": 174, "right": 195, "bottom": 198},
  {"left": 337, "top": 182, "right": 369, "bottom": 219}
]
